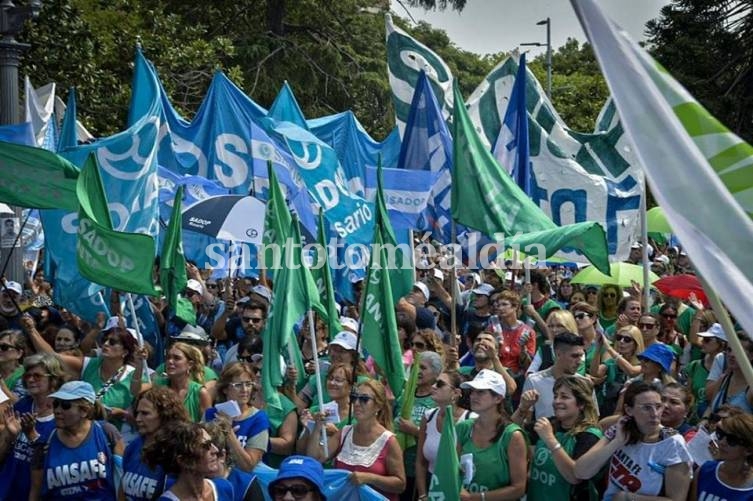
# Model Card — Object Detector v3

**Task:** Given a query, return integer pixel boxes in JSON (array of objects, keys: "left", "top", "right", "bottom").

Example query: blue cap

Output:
[
  {"left": 48, "top": 381, "right": 96, "bottom": 403},
  {"left": 638, "top": 343, "right": 674, "bottom": 374},
  {"left": 269, "top": 455, "right": 326, "bottom": 499}
]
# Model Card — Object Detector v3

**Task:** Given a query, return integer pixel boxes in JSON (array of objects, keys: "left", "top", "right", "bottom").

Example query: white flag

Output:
[{"left": 572, "top": 0, "right": 753, "bottom": 336}]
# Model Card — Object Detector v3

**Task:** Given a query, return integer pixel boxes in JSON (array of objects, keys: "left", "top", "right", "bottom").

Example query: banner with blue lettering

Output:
[{"left": 364, "top": 166, "right": 436, "bottom": 230}]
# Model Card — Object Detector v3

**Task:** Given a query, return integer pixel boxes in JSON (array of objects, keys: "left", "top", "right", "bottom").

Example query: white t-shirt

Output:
[
  {"left": 522, "top": 368, "right": 596, "bottom": 419},
  {"left": 604, "top": 432, "right": 692, "bottom": 500},
  {"left": 706, "top": 352, "right": 726, "bottom": 382}
]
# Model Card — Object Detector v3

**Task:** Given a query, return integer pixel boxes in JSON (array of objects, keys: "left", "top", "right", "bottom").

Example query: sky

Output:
[{"left": 392, "top": 0, "right": 670, "bottom": 56}]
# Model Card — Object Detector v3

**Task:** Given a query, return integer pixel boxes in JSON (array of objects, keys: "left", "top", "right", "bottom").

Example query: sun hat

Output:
[
  {"left": 638, "top": 343, "right": 674, "bottom": 374},
  {"left": 330, "top": 331, "right": 358, "bottom": 351},
  {"left": 460, "top": 369, "right": 506, "bottom": 397},
  {"left": 697, "top": 323, "right": 727, "bottom": 343},
  {"left": 268, "top": 455, "right": 326, "bottom": 500},
  {"left": 49, "top": 381, "right": 96, "bottom": 403}
]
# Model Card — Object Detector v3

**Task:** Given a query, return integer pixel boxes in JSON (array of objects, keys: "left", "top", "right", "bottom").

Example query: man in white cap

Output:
[
  {"left": 406, "top": 281, "right": 430, "bottom": 307},
  {"left": 0, "top": 280, "right": 23, "bottom": 328}
]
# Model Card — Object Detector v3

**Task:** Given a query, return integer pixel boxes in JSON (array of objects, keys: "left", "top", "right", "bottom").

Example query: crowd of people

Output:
[{"left": 0, "top": 238, "right": 751, "bottom": 500}]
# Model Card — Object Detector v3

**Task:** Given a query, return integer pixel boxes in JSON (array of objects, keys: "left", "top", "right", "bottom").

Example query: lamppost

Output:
[
  {"left": 1, "top": 0, "right": 42, "bottom": 283},
  {"left": 521, "top": 17, "right": 552, "bottom": 98}
]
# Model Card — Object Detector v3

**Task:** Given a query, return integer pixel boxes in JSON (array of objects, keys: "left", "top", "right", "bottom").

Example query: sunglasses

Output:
[
  {"left": 603, "top": 293, "right": 617, "bottom": 298},
  {"left": 701, "top": 337, "right": 719, "bottom": 344},
  {"left": 715, "top": 427, "right": 746, "bottom": 447},
  {"left": 206, "top": 283, "right": 218, "bottom": 289},
  {"left": 0, "top": 343, "right": 17, "bottom": 352},
  {"left": 52, "top": 399, "right": 74, "bottom": 410},
  {"left": 433, "top": 379, "right": 450, "bottom": 389},
  {"left": 661, "top": 314, "right": 677, "bottom": 319},
  {"left": 23, "top": 372, "right": 50, "bottom": 381},
  {"left": 350, "top": 393, "right": 374, "bottom": 405},
  {"left": 228, "top": 381, "right": 255, "bottom": 391},
  {"left": 270, "top": 484, "right": 315, "bottom": 499},
  {"left": 639, "top": 322, "right": 656, "bottom": 329},
  {"left": 573, "top": 312, "right": 592, "bottom": 320},
  {"left": 103, "top": 337, "right": 122, "bottom": 347},
  {"left": 708, "top": 413, "right": 722, "bottom": 423},
  {"left": 185, "top": 290, "right": 199, "bottom": 297},
  {"left": 411, "top": 341, "right": 426, "bottom": 350},
  {"left": 615, "top": 335, "right": 635, "bottom": 343},
  {"left": 242, "top": 317, "right": 263, "bottom": 324}
]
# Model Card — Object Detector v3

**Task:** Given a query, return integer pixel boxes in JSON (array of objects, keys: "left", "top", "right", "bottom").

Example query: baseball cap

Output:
[
  {"left": 412, "top": 282, "right": 430, "bottom": 302},
  {"left": 330, "top": 331, "right": 358, "bottom": 351},
  {"left": 186, "top": 279, "right": 204, "bottom": 296},
  {"left": 2, "top": 281, "right": 22, "bottom": 296},
  {"left": 460, "top": 369, "right": 507, "bottom": 397},
  {"left": 472, "top": 283, "right": 495, "bottom": 296},
  {"left": 432, "top": 268, "right": 445, "bottom": 281},
  {"left": 49, "top": 381, "right": 96, "bottom": 403},
  {"left": 638, "top": 343, "right": 674, "bottom": 374},
  {"left": 102, "top": 316, "right": 121, "bottom": 332},
  {"left": 339, "top": 316, "right": 359, "bottom": 333},
  {"left": 251, "top": 284, "right": 272, "bottom": 304},
  {"left": 697, "top": 323, "right": 727, "bottom": 342},
  {"left": 268, "top": 455, "right": 326, "bottom": 500},
  {"left": 172, "top": 324, "right": 210, "bottom": 344}
]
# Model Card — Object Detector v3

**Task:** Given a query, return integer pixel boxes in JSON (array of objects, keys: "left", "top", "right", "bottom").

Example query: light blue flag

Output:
[
  {"left": 273, "top": 121, "right": 375, "bottom": 245},
  {"left": 268, "top": 81, "right": 309, "bottom": 130},
  {"left": 364, "top": 165, "right": 437, "bottom": 230},
  {"left": 57, "top": 88, "right": 79, "bottom": 152},
  {"left": 495, "top": 53, "right": 532, "bottom": 196},
  {"left": 397, "top": 70, "right": 454, "bottom": 240},
  {"left": 0, "top": 122, "right": 35, "bottom": 146}
]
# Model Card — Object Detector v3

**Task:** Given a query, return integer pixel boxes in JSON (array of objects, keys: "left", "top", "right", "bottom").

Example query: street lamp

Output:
[
  {"left": 521, "top": 17, "right": 552, "bottom": 98},
  {"left": 1, "top": 0, "right": 42, "bottom": 282}
]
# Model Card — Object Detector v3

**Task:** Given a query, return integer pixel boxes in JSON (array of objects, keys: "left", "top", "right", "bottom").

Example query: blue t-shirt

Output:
[
  {"left": 38, "top": 421, "right": 119, "bottom": 500},
  {"left": 203, "top": 407, "right": 270, "bottom": 450},
  {"left": 158, "top": 478, "right": 234, "bottom": 500},
  {"left": 0, "top": 397, "right": 56, "bottom": 500},
  {"left": 121, "top": 435, "right": 166, "bottom": 501},
  {"left": 697, "top": 460, "right": 753, "bottom": 501},
  {"left": 226, "top": 469, "right": 261, "bottom": 501}
]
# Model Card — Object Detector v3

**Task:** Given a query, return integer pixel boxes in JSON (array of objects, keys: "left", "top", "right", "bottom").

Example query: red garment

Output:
[
  {"left": 498, "top": 321, "right": 536, "bottom": 374},
  {"left": 334, "top": 425, "right": 399, "bottom": 501}
]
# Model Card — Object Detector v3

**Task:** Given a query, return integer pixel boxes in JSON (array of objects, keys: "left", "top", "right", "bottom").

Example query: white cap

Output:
[
  {"left": 102, "top": 316, "right": 121, "bottom": 332},
  {"left": 653, "top": 255, "right": 670, "bottom": 265},
  {"left": 251, "top": 284, "right": 273, "bottom": 304},
  {"left": 186, "top": 279, "right": 204, "bottom": 296},
  {"left": 340, "top": 316, "right": 359, "bottom": 333},
  {"left": 698, "top": 323, "right": 727, "bottom": 342},
  {"left": 460, "top": 369, "right": 507, "bottom": 397},
  {"left": 412, "top": 282, "right": 430, "bottom": 302},
  {"left": 2, "top": 281, "right": 22, "bottom": 296},
  {"left": 330, "top": 331, "right": 358, "bottom": 351},
  {"left": 472, "top": 283, "right": 495, "bottom": 296},
  {"left": 432, "top": 268, "right": 444, "bottom": 281}
]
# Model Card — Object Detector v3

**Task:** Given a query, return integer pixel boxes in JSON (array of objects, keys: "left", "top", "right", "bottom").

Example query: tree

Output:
[{"left": 646, "top": 0, "right": 753, "bottom": 142}]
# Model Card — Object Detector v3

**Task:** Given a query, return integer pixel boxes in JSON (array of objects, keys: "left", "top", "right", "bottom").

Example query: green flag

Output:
[
  {"left": 261, "top": 216, "right": 326, "bottom": 409},
  {"left": 395, "top": 359, "right": 420, "bottom": 451},
  {"left": 450, "top": 84, "right": 611, "bottom": 275},
  {"left": 428, "top": 405, "right": 461, "bottom": 500},
  {"left": 160, "top": 185, "right": 195, "bottom": 325},
  {"left": 375, "top": 159, "right": 414, "bottom": 301},
  {"left": 261, "top": 160, "right": 291, "bottom": 271},
  {"left": 76, "top": 154, "right": 158, "bottom": 296},
  {"left": 311, "top": 210, "right": 342, "bottom": 339},
  {"left": 0, "top": 140, "right": 80, "bottom": 210},
  {"left": 360, "top": 226, "right": 406, "bottom": 398}
]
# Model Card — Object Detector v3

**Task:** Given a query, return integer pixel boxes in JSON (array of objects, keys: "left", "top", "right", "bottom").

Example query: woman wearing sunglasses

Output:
[
  {"left": 415, "top": 370, "right": 475, "bottom": 500},
  {"left": 28, "top": 381, "right": 124, "bottom": 500},
  {"left": 121, "top": 387, "right": 189, "bottom": 501},
  {"left": 596, "top": 285, "right": 623, "bottom": 331},
  {"left": 706, "top": 333, "right": 753, "bottom": 416},
  {"left": 0, "top": 353, "right": 67, "bottom": 500},
  {"left": 143, "top": 421, "right": 233, "bottom": 501},
  {"left": 591, "top": 326, "right": 644, "bottom": 417},
  {"left": 0, "top": 329, "right": 30, "bottom": 398},
  {"left": 575, "top": 381, "right": 692, "bottom": 500},
  {"left": 203, "top": 362, "right": 269, "bottom": 472},
  {"left": 22, "top": 315, "right": 146, "bottom": 429},
  {"left": 691, "top": 414, "right": 753, "bottom": 500},
  {"left": 307, "top": 379, "right": 406, "bottom": 501}
]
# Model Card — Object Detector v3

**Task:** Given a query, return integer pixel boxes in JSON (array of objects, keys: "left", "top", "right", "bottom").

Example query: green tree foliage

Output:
[
  {"left": 646, "top": 0, "right": 753, "bottom": 142},
  {"left": 527, "top": 38, "right": 609, "bottom": 132}
]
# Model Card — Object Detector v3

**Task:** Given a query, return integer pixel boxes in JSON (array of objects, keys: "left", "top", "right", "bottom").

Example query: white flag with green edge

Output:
[
  {"left": 466, "top": 54, "right": 644, "bottom": 262},
  {"left": 385, "top": 14, "right": 453, "bottom": 135},
  {"left": 572, "top": 0, "right": 753, "bottom": 338}
]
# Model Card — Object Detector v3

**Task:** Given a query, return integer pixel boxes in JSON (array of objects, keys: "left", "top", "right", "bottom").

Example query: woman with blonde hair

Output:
[
  {"left": 527, "top": 376, "right": 604, "bottom": 500},
  {"left": 596, "top": 284, "right": 623, "bottom": 330},
  {"left": 591, "top": 325, "right": 644, "bottom": 416},
  {"left": 204, "top": 362, "right": 269, "bottom": 471},
  {"left": 526, "top": 309, "right": 579, "bottom": 374},
  {"left": 307, "top": 378, "right": 406, "bottom": 500},
  {"left": 155, "top": 342, "right": 211, "bottom": 422},
  {"left": 0, "top": 329, "right": 30, "bottom": 398}
]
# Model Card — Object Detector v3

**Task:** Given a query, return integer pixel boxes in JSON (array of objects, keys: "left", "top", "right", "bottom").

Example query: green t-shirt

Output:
[
  {"left": 456, "top": 420, "right": 525, "bottom": 493},
  {"left": 527, "top": 427, "right": 603, "bottom": 501},
  {"left": 684, "top": 359, "right": 709, "bottom": 421},
  {"left": 4, "top": 365, "right": 24, "bottom": 396},
  {"left": 264, "top": 392, "right": 298, "bottom": 468},
  {"left": 154, "top": 377, "right": 203, "bottom": 422},
  {"left": 154, "top": 363, "right": 217, "bottom": 383},
  {"left": 82, "top": 357, "right": 145, "bottom": 428}
]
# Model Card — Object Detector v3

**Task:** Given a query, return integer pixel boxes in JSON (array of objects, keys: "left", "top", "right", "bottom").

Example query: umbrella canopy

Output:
[
  {"left": 647, "top": 206, "right": 672, "bottom": 234},
  {"left": 182, "top": 195, "right": 266, "bottom": 244},
  {"left": 571, "top": 262, "right": 660, "bottom": 288},
  {"left": 653, "top": 274, "right": 708, "bottom": 307}
]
